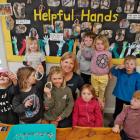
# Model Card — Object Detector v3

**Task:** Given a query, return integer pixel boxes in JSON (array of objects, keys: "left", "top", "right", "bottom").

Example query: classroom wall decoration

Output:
[{"left": 1, "top": 0, "right": 140, "bottom": 64}]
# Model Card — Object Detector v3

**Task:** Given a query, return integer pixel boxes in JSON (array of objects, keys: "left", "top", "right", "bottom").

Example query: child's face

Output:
[
  {"left": 124, "top": 59, "right": 136, "bottom": 73},
  {"left": 95, "top": 39, "right": 105, "bottom": 51},
  {"left": 0, "top": 73, "right": 10, "bottom": 86},
  {"left": 61, "top": 58, "right": 74, "bottom": 73},
  {"left": 27, "top": 72, "right": 36, "bottom": 86},
  {"left": 51, "top": 73, "right": 64, "bottom": 88},
  {"left": 84, "top": 36, "right": 93, "bottom": 47},
  {"left": 81, "top": 88, "right": 93, "bottom": 102},
  {"left": 130, "top": 97, "right": 140, "bottom": 109},
  {"left": 29, "top": 40, "right": 38, "bottom": 52}
]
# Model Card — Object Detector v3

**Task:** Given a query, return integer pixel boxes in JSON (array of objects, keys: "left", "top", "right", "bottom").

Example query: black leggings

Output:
[
  {"left": 113, "top": 98, "right": 130, "bottom": 120},
  {"left": 120, "top": 130, "right": 134, "bottom": 140}
]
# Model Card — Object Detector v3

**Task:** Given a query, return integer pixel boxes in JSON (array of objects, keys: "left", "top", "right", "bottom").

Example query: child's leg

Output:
[
  {"left": 98, "top": 74, "right": 109, "bottom": 102},
  {"left": 113, "top": 98, "right": 130, "bottom": 120},
  {"left": 81, "top": 73, "right": 91, "bottom": 84},
  {"left": 91, "top": 74, "right": 100, "bottom": 96}
]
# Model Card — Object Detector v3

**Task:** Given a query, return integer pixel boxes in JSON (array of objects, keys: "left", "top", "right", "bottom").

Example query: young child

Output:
[
  {"left": 0, "top": 68, "right": 19, "bottom": 124},
  {"left": 12, "top": 65, "right": 45, "bottom": 124},
  {"left": 43, "top": 66, "right": 74, "bottom": 127},
  {"left": 112, "top": 90, "right": 140, "bottom": 140},
  {"left": 109, "top": 55, "right": 140, "bottom": 126},
  {"left": 77, "top": 32, "right": 96, "bottom": 84},
  {"left": 82, "top": 35, "right": 112, "bottom": 108},
  {"left": 23, "top": 37, "right": 46, "bottom": 72},
  {"left": 72, "top": 84, "right": 103, "bottom": 127}
]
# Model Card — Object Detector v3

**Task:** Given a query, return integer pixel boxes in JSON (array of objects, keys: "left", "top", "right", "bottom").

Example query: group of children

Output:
[{"left": 0, "top": 32, "right": 140, "bottom": 139}]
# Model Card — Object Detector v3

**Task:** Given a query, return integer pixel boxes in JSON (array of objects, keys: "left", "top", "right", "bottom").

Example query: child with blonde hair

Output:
[
  {"left": 73, "top": 84, "right": 103, "bottom": 127},
  {"left": 112, "top": 90, "right": 140, "bottom": 140},
  {"left": 109, "top": 55, "right": 140, "bottom": 127},
  {"left": 44, "top": 66, "right": 74, "bottom": 127},
  {"left": 23, "top": 37, "right": 46, "bottom": 71},
  {"left": 82, "top": 35, "right": 112, "bottom": 108},
  {"left": 12, "top": 65, "right": 45, "bottom": 123}
]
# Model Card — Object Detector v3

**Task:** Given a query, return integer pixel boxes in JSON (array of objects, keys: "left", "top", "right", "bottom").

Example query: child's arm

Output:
[
  {"left": 94, "top": 100, "right": 103, "bottom": 127},
  {"left": 112, "top": 107, "right": 129, "bottom": 133},
  {"left": 72, "top": 99, "right": 79, "bottom": 126},
  {"left": 112, "top": 124, "right": 120, "bottom": 133},
  {"left": 44, "top": 87, "right": 54, "bottom": 110},
  {"left": 57, "top": 88, "right": 74, "bottom": 121},
  {"left": 135, "top": 74, "right": 140, "bottom": 90},
  {"left": 12, "top": 96, "right": 26, "bottom": 114}
]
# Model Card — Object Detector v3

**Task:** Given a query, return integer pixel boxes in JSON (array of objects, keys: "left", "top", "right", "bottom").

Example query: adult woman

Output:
[
  {"left": 60, "top": 52, "right": 84, "bottom": 100},
  {"left": 59, "top": 52, "right": 84, "bottom": 127}
]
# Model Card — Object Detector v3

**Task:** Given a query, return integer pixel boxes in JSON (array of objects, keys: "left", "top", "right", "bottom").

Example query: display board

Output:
[{"left": 1, "top": 0, "right": 140, "bottom": 64}]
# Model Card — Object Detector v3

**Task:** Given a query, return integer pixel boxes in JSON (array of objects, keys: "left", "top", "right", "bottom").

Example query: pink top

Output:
[
  {"left": 90, "top": 50, "right": 112, "bottom": 75},
  {"left": 72, "top": 97, "right": 103, "bottom": 127},
  {"left": 115, "top": 106, "right": 140, "bottom": 140}
]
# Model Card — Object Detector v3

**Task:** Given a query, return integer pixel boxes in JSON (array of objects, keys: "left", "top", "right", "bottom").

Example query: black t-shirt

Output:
[
  {"left": 66, "top": 73, "right": 84, "bottom": 100},
  {"left": 0, "top": 85, "right": 19, "bottom": 124}
]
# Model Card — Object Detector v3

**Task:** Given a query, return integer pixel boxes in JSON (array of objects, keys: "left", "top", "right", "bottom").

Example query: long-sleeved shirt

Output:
[
  {"left": 12, "top": 76, "right": 46, "bottom": 123},
  {"left": 44, "top": 86, "right": 74, "bottom": 121},
  {"left": 0, "top": 85, "right": 19, "bottom": 124},
  {"left": 111, "top": 67, "right": 140, "bottom": 102},
  {"left": 114, "top": 106, "right": 140, "bottom": 140},
  {"left": 73, "top": 97, "right": 103, "bottom": 127}
]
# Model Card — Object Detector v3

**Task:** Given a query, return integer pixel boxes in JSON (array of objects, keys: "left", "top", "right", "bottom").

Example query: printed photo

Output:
[
  {"left": 55, "top": 21, "right": 64, "bottom": 33},
  {"left": 81, "top": 22, "right": 92, "bottom": 31},
  {"left": 47, "top": 0, "right": 60, "bottom": 7},
  {"left": 0, "top": 3, "right": 12, "bottom": 16},
  {"left": 64, "top": 29, "right": 72, "bottom": 39},
  {"left": 43, "top": 24, "right": 54, "bottom": 34},
  {"left": 61, "top": 0, "right": 75, "bottom": 7},
  {"left": 91, "top": 0, "right": 100, "bottom": 9},
  {"left": 78, "top": 0, "right": 89, "bottom": 7}
]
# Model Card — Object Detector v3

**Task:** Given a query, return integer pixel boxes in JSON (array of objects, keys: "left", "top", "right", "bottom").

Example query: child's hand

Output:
[
  {"left": 50, "top": 120, "right": 58, "bottom": 127},
  {"left": 44, "top": 87, "right": 51, "bottom": 99},
  {"left": 108, "top": 73, "right": 113, "bottom": 79},
  {"left": 7, "top": 72, "right": 17, "bottom": 85},
  {"left": 112, "top": 125, "right": 120, "bottom": 133},
  {"left": 56, "top": 116, "right": 62, "bottom": 122},
  {"left": 80, "top": 41, "right": 85, "bottom": 50},
  {"left": 36, "top": 64, "right": 44, "bottom": 74},
  {"left": 98, "top": 98, "right": 105, "bottom": 110},
  {"left": 24, "top": 99, "right": 33, "bottom": 108},
  {"left": 115, "top": 65, "right": 125, "bottom": 69}
]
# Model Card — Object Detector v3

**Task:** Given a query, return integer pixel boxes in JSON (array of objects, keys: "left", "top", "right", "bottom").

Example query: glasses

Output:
[
  {"left": 35, "top": 71, "right": 43, "bottom": 80},
  {"left": 0, "top": 72, "right": 8, "bottom": 77},
  {"left": 45, "top": 82, "right": 52, "bottom": 91}
]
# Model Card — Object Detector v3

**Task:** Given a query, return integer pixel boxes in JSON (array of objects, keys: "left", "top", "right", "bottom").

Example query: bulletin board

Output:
[{"left": 1, "top": 0, "right": 140, "bottom": 64}]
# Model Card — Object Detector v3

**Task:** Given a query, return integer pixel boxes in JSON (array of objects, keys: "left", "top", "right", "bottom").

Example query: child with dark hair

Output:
[
  {"left": 77, "top": 32, "right": 96, "bottom": 84},
  {"left": 0, "top": 68, "right": 19, "bottom": 124}
]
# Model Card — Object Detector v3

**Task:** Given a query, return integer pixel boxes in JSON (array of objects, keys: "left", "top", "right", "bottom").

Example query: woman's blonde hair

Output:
[
  {"left": 94, "top": 35, "right": 109, "bottom": 50},
  {"left": 26, "top": 37, "right": 39, "bottom": 53},
  {"left": 48, "top": 66, "right": 66, "bottom": 88},
  {"left": 17, "top": 66, "right": 35, "bottom": 90},
  {"left": 80, "top": 84, "right": 96, "bottom": 98},
  {"left": 60, "top": 52, "right": 78, "bottom": 72}
]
